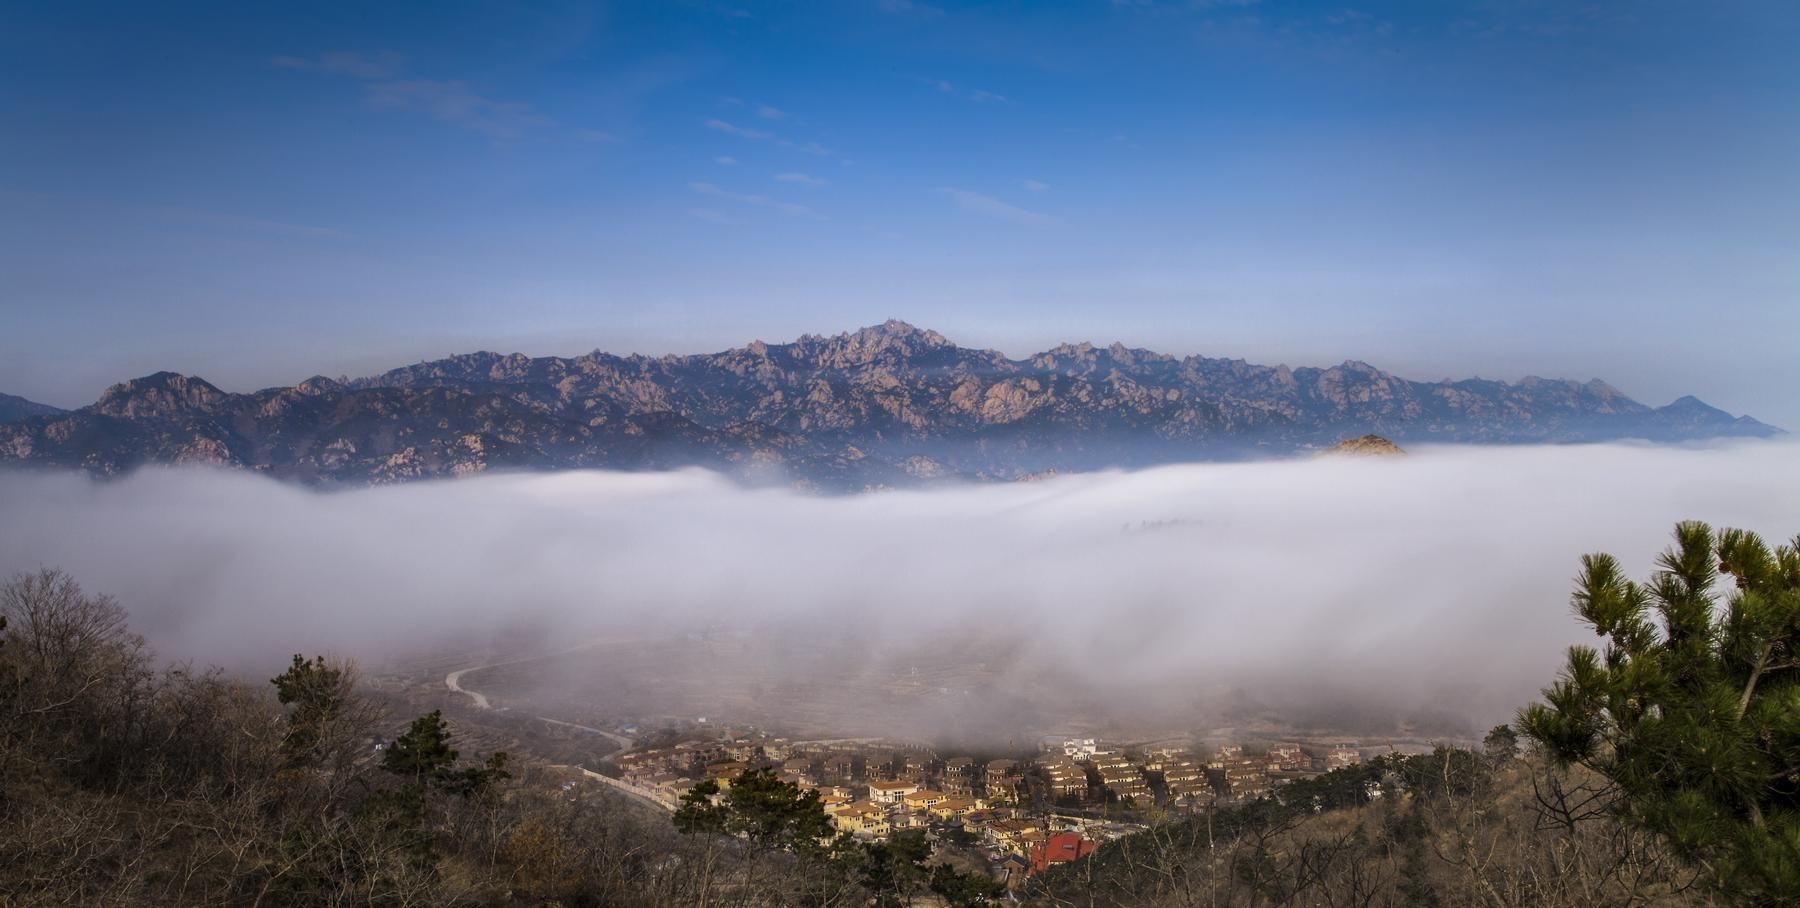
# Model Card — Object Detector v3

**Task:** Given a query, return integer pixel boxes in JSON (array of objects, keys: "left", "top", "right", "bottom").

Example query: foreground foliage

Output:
[
  {"left": 673, "top": 769, "right": 1004, "bottom": 906},
  {"left": 1028, "top": 744, "right": 1708, "bottom": 907},
  {"left": 1520, "top": 521, "right": 1800, "bottom": 905}
]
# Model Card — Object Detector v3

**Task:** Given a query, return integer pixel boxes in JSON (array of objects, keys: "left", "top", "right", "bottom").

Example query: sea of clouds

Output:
[{"left": 2, "top": 440, "right": 1795, "bottom": 733}]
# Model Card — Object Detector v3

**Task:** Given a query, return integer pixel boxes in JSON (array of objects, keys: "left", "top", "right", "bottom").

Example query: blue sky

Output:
[{"left": 2, "top": 0, "right": 1796, "bottom": 425}]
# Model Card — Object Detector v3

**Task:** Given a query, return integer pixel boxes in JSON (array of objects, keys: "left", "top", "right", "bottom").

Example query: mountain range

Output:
[{"left": 0, "top": 321, "right": 1780, "bottom": 489}]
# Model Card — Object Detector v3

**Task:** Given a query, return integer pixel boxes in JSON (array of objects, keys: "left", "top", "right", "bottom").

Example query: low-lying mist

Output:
[{"left": 2, "top": 441, "right": 1795, "bottom": 742}]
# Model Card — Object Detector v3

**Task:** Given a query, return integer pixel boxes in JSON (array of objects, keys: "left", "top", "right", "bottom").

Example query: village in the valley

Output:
[
  {"left": 582, "top": 727, "right": 1384, "bottom": 888},
  {"left": 407, "top": 643, "right": 1439, "bottom": 891}
]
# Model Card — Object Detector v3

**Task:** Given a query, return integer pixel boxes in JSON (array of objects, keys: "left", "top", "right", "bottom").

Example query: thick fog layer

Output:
[{"left": 2, "top": 441, "right": 1796, "bottom": 736}]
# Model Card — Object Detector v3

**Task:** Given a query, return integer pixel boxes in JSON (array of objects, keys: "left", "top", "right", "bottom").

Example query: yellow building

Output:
[
  {"left": 987, "top": 821, "right": 1047, "bottom": 857},
  {"left": 830, "top": 802, "right": 891, "bottom": 838},
  {"left": 927, "top": 796, "right": 984, "bottom": 820},
  {"left": 902, "top": 789, "right": 948, "bottom": 812}
]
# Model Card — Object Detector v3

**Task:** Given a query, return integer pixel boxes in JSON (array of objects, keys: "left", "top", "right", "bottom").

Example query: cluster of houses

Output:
[
  {"left": 612, "top": 736, "right": 794, "bottom": 807},
  {"left": 1030, "top": 738, "right": 1368, "bottom": 809},
  {"left": 838, "top": 779, "right": 990, "bottom": 836},
  {"left": 608, "top": 730, "right": 1371, "bottom": 882}
]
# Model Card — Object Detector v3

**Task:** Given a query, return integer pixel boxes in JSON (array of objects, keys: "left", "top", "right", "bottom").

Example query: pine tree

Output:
[
  {"left": 1519, "top": 521, "right": 1800, "bottom": 905},
  {"left": 383, "top": 711, "right": 460, "bottom": 783},
  {"left": 270, "top": 653, "right": 348, "bottom": 766},
  {"left": 382, "top": 709, "right": 509, "bottom": 796}
]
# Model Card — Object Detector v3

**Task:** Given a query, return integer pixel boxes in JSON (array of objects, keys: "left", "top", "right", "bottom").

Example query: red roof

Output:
[{"left": 1029, "top": 832, "right": 1097, "bottom": 873}]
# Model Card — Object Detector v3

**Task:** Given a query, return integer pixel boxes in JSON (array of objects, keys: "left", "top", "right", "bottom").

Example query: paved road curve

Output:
[{"left": 445, "top": 649, "right": 675, "bottom": 813}]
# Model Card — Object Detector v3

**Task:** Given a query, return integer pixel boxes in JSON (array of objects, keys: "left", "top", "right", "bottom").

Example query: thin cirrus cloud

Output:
[
  {"left": 703, "top": 117, "right": 771, "bottom": 140},
  {"left": 774, "top": 172, "right": 825, "bottom": 186},
  {"left": 941, "top": 188, "right": 1060, "bottom": 227},
  {"left": 877, "top": 0, "right": 945, "bottom": 17},
  {"left": 156, "top": 206, "right": 351, "bottom": 241},
  {"left": 273, "top": 51, "right": 596, "bottom": 143},
  {"left": 688, "top": 208, "right": 737, "bottom": 224},
  {"left": 1023, "top": 179, "right": 1049, "bottom": 192},
  {"left": 930, "top": 78, "right": 1006, "bottom": 103},
  {"left": 689, "top": 181, "right": 822, "bottom": 219},
  {"left": 271, "top": 51, "right": 401, "bottom": 79},
  {"left": 364, "top": 80, "right": 548, "bottom": 141},
  {"left": 703, "top": 118, "right": 833, "bottom": 156}
]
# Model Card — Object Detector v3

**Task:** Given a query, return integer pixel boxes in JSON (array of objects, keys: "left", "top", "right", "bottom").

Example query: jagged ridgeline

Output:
[{"left": 0, "top": 321, "right": 1779, "bottom": 489}]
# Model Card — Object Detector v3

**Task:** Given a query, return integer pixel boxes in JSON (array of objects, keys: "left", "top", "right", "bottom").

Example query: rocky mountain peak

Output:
[
  {"left": 793, "top": 319, "right": 954, "bottom": 368},
  {"left": 294, "top": 376, "right": 345, "bottom": 396},
  {"left": 92, "top": 372, "right": 225, "bottom": 420}
]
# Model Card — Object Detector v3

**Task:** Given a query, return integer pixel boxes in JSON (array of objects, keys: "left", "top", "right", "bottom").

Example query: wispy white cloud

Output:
[
  {"left": 690, "top": 181, "right": 823, "bottom": 219},
  {"left": 688, "top": 208, "right": 737, "bottom": 224},
  {"left": 774, "top": 172, "right": 825, "bottom": 186},
  {"left": 877, "top": 0, "right": 944, "bottom": 16},
  {"left": 715, "top": 155, "right": 739, "bottom": 165},
  {"left": 704, "top": 118, "right": 772, "bottom": 140},
  {"left": 576, "top": 128, "right": 619, "bottom": 144},
  {"left": 703, "top": 118, "right": 834, "bottom": 156},
  {"left": 940, "top": 188, "right": 1061, "bottom": 227},
  {"left": 271, "top": 51, "right": 402, "bottom": 79},
  {"left": 274, "top": 51, "right": 554, "bottom": 142},
  {"left": 158, "top": 207, "right": 352, "bottom": 240},
  {"left": 756, "top": 104, "right": 787, "bottom": 120},
  {"left": 930, "top": 79, "right": 1007, "bottom": 103},
  {"left": 1110, "top": 0, "right": 1261, "bottom": 14},
  {"left": 366, "top": 80, "right": 549, "bottom": 141},
  {"left": 1023, "top": 179, "right": 1050, "bottom": 193}
]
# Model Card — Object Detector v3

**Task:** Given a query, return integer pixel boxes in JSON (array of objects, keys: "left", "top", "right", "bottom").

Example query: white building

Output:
[
  {"left": 867, "top": 779, "right": 920, "bottom": 805},
  {"left": 1054, "top": 737, "right": 1100, "bottom": 760}
]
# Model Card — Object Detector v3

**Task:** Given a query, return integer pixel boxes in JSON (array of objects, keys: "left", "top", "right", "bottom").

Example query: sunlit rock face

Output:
[{"left": 1322, "top": 435, "right": 1406, "bottom": 457}]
